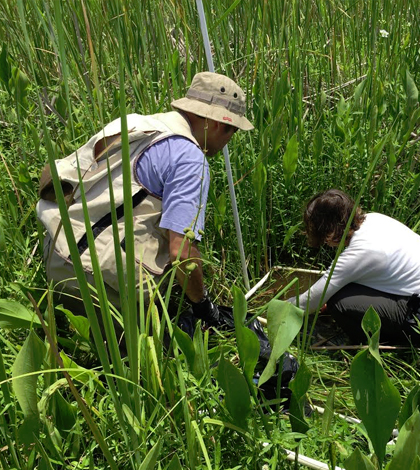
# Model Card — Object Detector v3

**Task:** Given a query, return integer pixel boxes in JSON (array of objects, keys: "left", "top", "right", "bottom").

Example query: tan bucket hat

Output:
[{"left": 171, "top": 72, "right": 253, "bottom": 131}]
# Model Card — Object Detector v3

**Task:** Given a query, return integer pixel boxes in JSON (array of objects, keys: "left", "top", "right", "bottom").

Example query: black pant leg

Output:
[{"left": 327, "top": 283, "right": 419, "bottom": 345}]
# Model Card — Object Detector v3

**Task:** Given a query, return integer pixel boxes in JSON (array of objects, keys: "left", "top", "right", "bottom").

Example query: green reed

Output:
[{"left": 0, "top": 0, "right": 420, "bottom": 468}]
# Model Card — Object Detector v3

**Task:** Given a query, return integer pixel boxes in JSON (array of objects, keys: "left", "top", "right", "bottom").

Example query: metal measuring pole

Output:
[{"left": 195, "top": 0, "right": 251, "bottom": 291}]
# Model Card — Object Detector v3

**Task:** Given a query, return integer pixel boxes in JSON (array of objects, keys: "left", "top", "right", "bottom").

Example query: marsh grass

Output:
[{"left": 0, "top": 0, "right": 419, "bottom": 468}]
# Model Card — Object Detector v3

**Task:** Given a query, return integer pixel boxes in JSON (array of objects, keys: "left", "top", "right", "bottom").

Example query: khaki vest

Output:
[{"left": 37, "top": 111, "right": 200, "bottom": 297}]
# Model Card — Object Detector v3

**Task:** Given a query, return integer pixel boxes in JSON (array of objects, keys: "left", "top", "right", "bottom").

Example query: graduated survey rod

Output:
[{"left": 196, "top": 0, "right": 251, "bottom": 291}]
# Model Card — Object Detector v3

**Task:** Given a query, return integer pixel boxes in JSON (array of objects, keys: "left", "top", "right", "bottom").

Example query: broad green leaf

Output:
[
  {"left": 18, "top": 161, "right": 31, "bottom": 183},
  {"left": 321, "top": 384, "right": 336, "bottom": 437},
  {"left": 236, "top": 327, "right": 260, "bottom": 383},
  {"left": 335, "top": 117, "right": 346, "bottom": 141},
  {"left": 410, "top": 456, "right": 420, "bottom": 470},
  {"left": 232, "top": 286, "right": 260, "bottom": 382},
  {"left": 192, "top": 321, "right": 208, "bottom": 379},
  {"left": 312, "top": 128, "right": 323, "bottom": 163},
  {"left": 0, "top": 224, "right": 6, "bottom": 252},
  {"left": 0, "top": 44, "right": 12, "bottom": 93},
  {"left": 52, "top": 391, "right": 77, "bottom": 434},
  {"left": 399, "top": 384, "right": 420, "bottom": 429},
  {"left": 60, "top": 352, "right": 97, "bottom": 385},
  {"left": 337, "top": 95, "right": 348, "bottom": 116},
  {"left": 288, "top": 361, "right": 311, "bottom": 434},
  {"left": 272, "top": 69, "right": 288, "bottom": 116},
  {"left": 387, "top": 409, "right": 420, "bottom": 470},
  {"left": 166, "top": 454, "right": 182, "bottom": 470},
  {"left": 232, "top": 286, "right": 247, "bottom": 326},
  {"left": 0, "top": 299, "right": 42, "bottom": 329},
  {"left": 12, "top": 330, "right": 46, "bottom": 448},
  {"left": 214, "top": 191, "right": 227, "bottom": 232},
  {"left": 217, "top": 357, "right": 251, "bottom": 429},
  {"left": 14, "top": 67, "right": 29, "bottom": 112},
  {"left": 173, "top": 325, "right": 195, "bottom": 372},
  {"left": 405, "top": 69, "right": 419, "bottom": 112},
  {"left": 345, "top": 448, "right": 376, "bottom": 470},
  {"left": 252, "top": 157, "right": 267, "bottom": 198},
  {"left": 353, "top": 78, "right": 367, "bottom": 105},
  {"left": 282, "top": 223, "right": 302, "bottom": 249},
  {"left": 350, "top": 346, "right": 401, "bottom": 466},
  {"left": 361, "top": 307, "right": 382, "bottom": 364},
  {"left": 57, "top": 306, "right": 90, "bottom": 341},
  {"left": 271, "top": 114, "right": 286, "bottom": 155},
  {"left": 387, "top": 142, "right": 397, "bottom": 177},
  {"left": 139, "top": 438, "right": 162, "bottom": 470},
  {"left": 38, "top": 378, "right": 77, "bottom": 434},
  {"left": 283, "top": 134, "right": 298, "bottom": 187},
  {"left": 258, "top": 300, "right": 303, "bottom": 386},
  {"left": 122, "top": 404, "right": 142, "bottom": 437}
]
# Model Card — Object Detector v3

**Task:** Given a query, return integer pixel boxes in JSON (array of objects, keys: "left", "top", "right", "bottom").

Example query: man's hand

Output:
[{"left": 191, "top": 290, "right": 220, "bottom": 326}]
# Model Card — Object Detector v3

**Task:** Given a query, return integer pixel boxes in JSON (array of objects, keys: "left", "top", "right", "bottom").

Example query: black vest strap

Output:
[{"left": 72, "top": 188, "right": 148, "bottom": 258}]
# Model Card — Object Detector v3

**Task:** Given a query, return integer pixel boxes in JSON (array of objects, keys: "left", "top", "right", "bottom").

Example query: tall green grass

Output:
[{"left": 0, "top": 0, "right": 420, "bottom": 468}]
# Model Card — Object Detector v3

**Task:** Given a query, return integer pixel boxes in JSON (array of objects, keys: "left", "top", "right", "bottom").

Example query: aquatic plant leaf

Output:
[
  {"left": 192, "top": 321, "right": 208, "bottom": 379},
  {"left": 282, "top": 223, "right": 302, "bottom": 249},
  {"left": 387, "top": 409, "right": 420, "bottom": 470},
  {"left": 122, "top": 404, "right": 142, "bottom": 437},
  {"left": 361, "top": 306, "right": 381, "bottom": 364},
  {"left": 288, "top": 361, "right": 311, "bottom": 434},
  {"left": 0, "top": 299, "right": 42, "bottom": 329},
  {"left": 138, "top": 438, "right": 162, "bottom": 470},
  {"left": 57, "top": 305, "right": 90, "bottom": 341},
  {"left": 232, "top": 286, "right": 259, "bottom": 382},
  {"left": 321, "top": 384, "right": 336, "bottom": 437},
  {"left": 312, "top": 128, "right": 323, "bottom": 163},
  {"left": 12, "top": 330, "right": 46, "bottom": 448},
  {"left": 0, "top": 224, "right": 6, "bottom": 252},
  {"left": 38, "top": 378, "right": 77, "bottom": 435},
  {"left": 217, "top": 357, "right": 251, "bottom": 430},
  {"left": 399, "top": 384, "right": 420, "bottom": 429},
  {"left": 410, "top": 456, "right": 420, "bottom": 470},
  {"left": 405, "top": 69, "right": 419, "bottom": 112},
  {"left": 52, "top": 390, "right": 77, "bottom": 435},
  {"left": 350, "top": 344, "right": 401, "bottom": 466},
  {"left": 258, "top": 300, "right": 303, "bottom": 386},
  {"left": 173, "top": 325, "right": 195, "bottom": 372},
  {"left": 345, "top": 448, "right": 376, "bottom": 470},
  {"left": 283, "top": 134, "right": 298, "bottom": 187},
  {"left": 0, "top": 44, "right": 12, "bottom": 93},
  {"left": 166, "top": 454, "right": 182, "bottom": 470},
  {"left": 214, "top": 191, "right": 227, "bottom": 232},
  {"left": 60, "top": 352, "right": 97, "bottom": 385},
  {"left": 353, "top": 78, "right": 367, "bottom": 105}
]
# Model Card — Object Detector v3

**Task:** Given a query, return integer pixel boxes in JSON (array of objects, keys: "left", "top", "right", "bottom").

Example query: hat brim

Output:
[{"left": 171, "top": 97, "right": 254, "bottom": 131}]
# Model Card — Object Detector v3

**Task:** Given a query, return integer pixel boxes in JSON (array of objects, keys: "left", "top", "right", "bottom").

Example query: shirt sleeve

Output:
[
  {"left": 288, "top": 242, "right": 387, "bottom": 312},
  {"left": 160, "top": 159, "right": 209, "bottom": 239},
  {"left": 136, "top": 136, "right": 210, "bottom": 241}
]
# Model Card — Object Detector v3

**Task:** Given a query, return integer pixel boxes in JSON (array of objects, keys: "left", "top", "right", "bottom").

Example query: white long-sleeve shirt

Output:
[{"left": 288, "top": 213, "right": 420, "bottom": 312}]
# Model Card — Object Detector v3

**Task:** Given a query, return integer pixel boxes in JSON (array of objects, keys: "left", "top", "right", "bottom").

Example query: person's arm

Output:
[
  {"left": 169, "top": 230, "right": 204, "bottom": 302},
  {"left": 288, "top": 242, "right": 386, "bottom": 312},
  {"left": 169, "top": 229, "right": 219, "bottom": 324}
]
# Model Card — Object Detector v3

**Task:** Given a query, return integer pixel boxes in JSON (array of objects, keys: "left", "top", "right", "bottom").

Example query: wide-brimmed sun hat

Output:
[{"left": 171, "top": 72, "right": 253, "bottom": 131}]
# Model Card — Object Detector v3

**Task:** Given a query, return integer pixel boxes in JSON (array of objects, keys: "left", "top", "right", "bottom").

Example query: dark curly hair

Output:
[{"left": 304, "top": 189, "right": 366, "bottom": 248}]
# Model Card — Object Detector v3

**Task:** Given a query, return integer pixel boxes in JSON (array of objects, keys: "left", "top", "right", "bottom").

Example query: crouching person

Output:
[
  {"left": 287, "top": 189, "right": 420, "bottom": 345},
  {"left": 36, "top": 72, "right": 253, "bottom": 333}
]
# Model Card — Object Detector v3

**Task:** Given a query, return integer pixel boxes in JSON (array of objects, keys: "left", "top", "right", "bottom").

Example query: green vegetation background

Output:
[{"left": 0, "top": 1, "right": 420, "bottom": 469}]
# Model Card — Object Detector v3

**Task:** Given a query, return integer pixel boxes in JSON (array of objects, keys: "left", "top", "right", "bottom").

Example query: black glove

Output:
[{"left": 191, "top": 290, "right": 220, "bottom": 326}]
